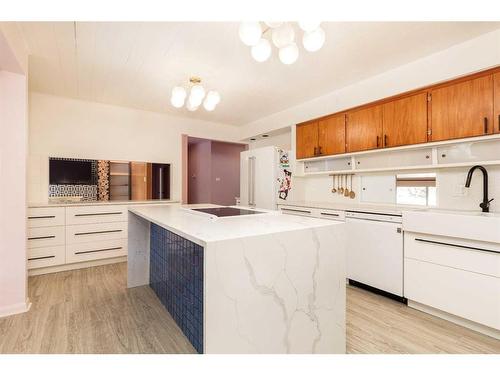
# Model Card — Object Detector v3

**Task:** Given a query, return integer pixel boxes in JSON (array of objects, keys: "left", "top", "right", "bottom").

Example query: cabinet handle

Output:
[
  {"left": 75, "top": 212, "right": 123, "bottom": 217},
  {"left": 498, "top": 114, "right": 500, "bottom": 132},
  {"left": 28, "top": 235, "right": 56, "bottom": 241},
  {"left": 384, "top": 134, "right": 388, "bottom": 147},
  {"left": 484, "top": 117, "right": 488, "bottom": 134},
  {"left": 75, "top": 246, "right": 122, "bottom": 255},
  {"left": 318, "top": 146, "right": 322, "bottom": 155},
  {"left": 415, "top": 238, "right": 499, "bottom": 255},
  {"left": 281, "top": 208, "right": 312, "bottom": 214},
  {"left": 28, "top": 215, "right": 56, "bottom": 219},
  {"left": 313, "top": 147, "right": 317, "bottom": 155},
  {"left": 74, "top": 229, "right": 122, "bottom": 236},
  {"left": 28, "top": 255, "right": 55, "bottom": 261},
  {"left": 376, "top": 136, "right": 380, "bottom": 148}
]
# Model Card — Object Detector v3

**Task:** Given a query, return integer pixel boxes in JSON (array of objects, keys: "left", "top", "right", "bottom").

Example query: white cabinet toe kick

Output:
[{"left": 27, "top": 205, "right": 129, "bottom": 275}]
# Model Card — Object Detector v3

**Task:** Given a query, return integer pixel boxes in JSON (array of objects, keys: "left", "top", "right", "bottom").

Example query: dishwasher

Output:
[{"left": 345, "top": 210, "right": 405, "bottom": 301}]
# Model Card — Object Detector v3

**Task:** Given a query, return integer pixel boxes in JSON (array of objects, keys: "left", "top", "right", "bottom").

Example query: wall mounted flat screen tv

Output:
[{"left": 49, "top": 159, "right": 93, "bottom": 185}]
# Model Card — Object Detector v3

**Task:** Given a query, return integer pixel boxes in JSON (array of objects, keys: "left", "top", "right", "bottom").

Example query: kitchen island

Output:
[{"left": 127, "top": 204, "right": 346, "bottom": 354}]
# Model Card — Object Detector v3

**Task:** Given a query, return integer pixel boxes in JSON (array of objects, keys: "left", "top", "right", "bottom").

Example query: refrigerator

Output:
[{"left": 240, "top": 146, "right": 292, "bottom": 210}]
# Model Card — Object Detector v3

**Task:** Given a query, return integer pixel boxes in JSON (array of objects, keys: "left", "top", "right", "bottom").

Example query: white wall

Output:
[
  {"left": 248, "top": 131, "right": 291, "bottom": 151},
  {"left": 0, "top": 70, "right": 28, "bottom": 317},
  {"left": 28, "top": 92, "right": 241, "bottom": 203}
]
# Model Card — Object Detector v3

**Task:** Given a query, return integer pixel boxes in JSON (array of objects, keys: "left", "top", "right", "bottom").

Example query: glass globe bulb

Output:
[
  {"left": 279, "top": 42, "right": 299, "bottom": 65},
  {"left": 302, "top": 27, "right": 325, "bottom": 52},
  {"left": 251, "top": 38, "right": 272, "bottom": 62},
  {"left": 239, "top": 22, "right": 262, "bottom": 46},
  {"left": 186, "top": 98, "right": 198, "bottom": 112},
  {"left": 189, "top": 84, "right": 205, "bottom": 104},
  {"left": 272, "top": 23, "right": 295, "bottom": 48},
  {"left": 203, "top": 98, "right": 216, "bottom": 111},
  {"left": 170, "top": 96, "right": 185, "bottom": 108},
  {"left": 205, "top": 90, "right": 221, "bottom": 106},
  {"left": 171, "top": 86, "right": 187, "bottom": 101},
  {"left": 298, "top": 21, "right": 321, "bottom": 32},
  {"left": 265, "top": 22, "right": 282, "bottom": 28}
]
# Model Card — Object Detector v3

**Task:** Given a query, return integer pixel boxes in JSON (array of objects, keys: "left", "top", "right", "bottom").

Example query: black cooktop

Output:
[{"left": 192, "top": 207, "right": 264, "bottom": 217}]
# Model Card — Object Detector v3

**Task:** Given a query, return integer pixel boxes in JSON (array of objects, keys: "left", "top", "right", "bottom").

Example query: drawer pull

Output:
[
  {"left": 74, "top": 212, "right": 123, "bottom": 217},
  {"left": 28, "top": 255, "right": 55, "bottom": 261},
  {"left": 28, "top": 215, "right": 56, "bottom": 219},
  {"left": 75, "top": 246, "right": 122, "bottom": 255},
  {"left": 75, "top": 229, "right": 123, "bottom": 236},
  {"left": 320, "top": 212, "right": 340, "bottom": 217},
  {"left": 281, "top": 208, "right": 312, "bottom": 214},
  {"left": 415, "top": 238, "right": 499, "bottom": 255},
  {"left": 28, "top": 235, "right": 56, "bottom": 240}
]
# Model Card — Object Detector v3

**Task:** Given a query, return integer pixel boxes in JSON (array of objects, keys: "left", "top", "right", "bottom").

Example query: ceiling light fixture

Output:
[
  {"left": 239, "top": 22, "right": 325, "bottom": 64},
  {"left": 170, "top": 77, "right": 221, "bottom": 112}
]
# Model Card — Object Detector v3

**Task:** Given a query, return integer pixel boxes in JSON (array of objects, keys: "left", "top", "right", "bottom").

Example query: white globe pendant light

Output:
[
  {"left": 302, "top": 27, "right": 325, "bottom": 52},
  {"left": 239, "top": 22, "right": 262, "bottom": 46},
  {"left": 251, "top": 38, "right": 272, "bottom": 62},
  {"left": 298, "top": 21, "right": 321, "bottom": 32},
  {"left": 265, "top": 21, "right": 282, "bottom": 28},
  {"left": 186, "top": 97, "right": 199, "bottom": 112},
  {"left": 205, "top": 90, "right": 221, "bottom": 105},
  {"left": 170, "top": 96, "right": 184, "bottom": 108},
  {"left": 272, "top": 23, "right": 295, "bottom": 48},
  {"left": 189, "top": 84, "right": 205, "bottom": 107},
  {"left": 203, "top": 99, "right": 216, "bottom": 111},
  {"left": 279, "top": 42, "right": 299, "bottom": 65},
  {"left": 170, "top": 86, "right": 186, "bottom": 108}
]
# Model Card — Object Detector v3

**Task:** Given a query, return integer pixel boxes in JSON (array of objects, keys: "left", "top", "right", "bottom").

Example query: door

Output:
[
  {"left": 346, "top": 218, "right": 403, "bottom": 296},
  {"left": 346, "top": 105, "right": 383, "bottom": 152},
  {"left": 240, "top": 147, "right": 277, "bottom": 210},
  {"left": 494, "top": 72, "right": 500, "bottom": 134},
  {"left": 430, "top": 75, "right": 493, "bottom": 141},
  {"left": 296, "top": 121, "right": 319, "bottom": 159},
  {"left": 382, "top": 92, "right": 428, "bottom": 147},
  {"left": 130, "top": 162, "right": 148, "bottom": 200},
  {"left": 318, "top": 114, "right": 346, "bottom": 156}
]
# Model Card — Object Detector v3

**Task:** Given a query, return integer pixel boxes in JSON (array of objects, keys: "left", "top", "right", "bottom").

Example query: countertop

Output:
[
  {"left": 129, "top": 204, "right": 343, "bottom": 246},
  {"left": 28, "top": 199, "right": 179, "bottom": 208},
  {"left": 277, "top": 200, "right": 424, "bottom": 216}
]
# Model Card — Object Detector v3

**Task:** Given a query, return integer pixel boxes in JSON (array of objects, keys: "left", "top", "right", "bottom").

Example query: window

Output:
[{"left": 396, "top": 173, "right": 436, "bottom": 206}]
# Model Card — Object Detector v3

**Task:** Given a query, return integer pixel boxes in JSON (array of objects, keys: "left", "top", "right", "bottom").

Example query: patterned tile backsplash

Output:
[
  {"left": 48, "top": 157, "right": 100, "bottom": 201},
  {"left": 149, "top": 223, "right": 204, "bottom": 353}
]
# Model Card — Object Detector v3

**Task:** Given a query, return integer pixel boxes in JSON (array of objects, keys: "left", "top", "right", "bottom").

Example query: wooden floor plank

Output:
[{"left": 0, "top": 263, "right": 498, "bottom": 354}]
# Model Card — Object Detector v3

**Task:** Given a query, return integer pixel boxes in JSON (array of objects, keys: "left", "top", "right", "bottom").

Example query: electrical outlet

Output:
[{"left": 453, "top": 184, "right": 467, "bottom": 197}]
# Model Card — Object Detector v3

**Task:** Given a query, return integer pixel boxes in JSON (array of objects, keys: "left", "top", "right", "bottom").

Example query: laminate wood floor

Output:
[{"left": 0, "top": 263, "right": 498, "bottom": 354}]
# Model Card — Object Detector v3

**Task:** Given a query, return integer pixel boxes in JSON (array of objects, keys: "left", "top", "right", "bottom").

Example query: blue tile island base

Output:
[
  {"left": 149, "top": 223, "right": 204, "bottom": 353},
  {"left": 127, "top": 206, "right": 346, "bottom": 354}
]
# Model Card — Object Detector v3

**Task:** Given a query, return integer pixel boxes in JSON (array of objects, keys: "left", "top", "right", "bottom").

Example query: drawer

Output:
[
  {"left": 66, "top": 222, "right": 128, "bottom": 244},
  {"left": 66, "top": 239, "right": 127, "bottom": 263},
  {"left": 28, "top": 207, "right": 65, "bottom": 228},
  {"left": 279, "top": 205, "right": 314, "bottom": 217},
  {"left": 404, "top": 232, "right": 500, "bottom": 278},
  {"left": 405, "top": 258, "right": 500, "bottom": 330},
  {"left": 27, "top": 226, "right": 65, "bottom": 249},
  {"left": 27, "top": 245, "right": 65, "bottom": 269},
  {"left": 316, "top": 208, "right": 345, "bottom": 221},
  {"left": 66, "top": 205, "right": 128, "bottom": 225}
]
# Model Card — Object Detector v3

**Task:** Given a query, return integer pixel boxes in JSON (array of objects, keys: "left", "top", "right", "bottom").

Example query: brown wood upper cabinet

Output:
[
  {"left": 318, "top": 114, "right": 346, "bottom": 156},
  {"left": 296, "top": 115, "right": 346, "bottom": 158},
  {"left": 494, "top": 72, "right": 500, "bottom": 134},
  {"left": 296, "top": 121, "right": 319, "bottom": 159},
  {"left": 429, "top": 75, "right": 493, "bottom": 141},
  {"left": 346, "top": 105, "right": 383, "bottom": 152},
  {"left": 382, "top": 92, "right": 428, "bottom": 148}
]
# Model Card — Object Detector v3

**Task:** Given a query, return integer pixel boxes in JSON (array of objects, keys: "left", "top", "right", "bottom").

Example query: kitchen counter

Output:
[
  {"left": 28, "top": 199, "right": 179, "bottom": 208},
  {"left": 128, "top": 204, "right": 346, "bottom": 354},
  {"left": 278, "top": 200, "right": 423, "bottom": 216}
]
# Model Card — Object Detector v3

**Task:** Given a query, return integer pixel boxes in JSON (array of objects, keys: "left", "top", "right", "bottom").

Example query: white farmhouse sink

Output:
[{"left": 403, "top": 209, "right": 500, "bottom": 244}]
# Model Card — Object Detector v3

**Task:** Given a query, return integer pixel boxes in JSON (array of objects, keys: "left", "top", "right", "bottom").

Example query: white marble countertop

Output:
[
  {"left": 129, "top": 204, "right": 343, "bottom": 246},
  {"left": 277, "top": 200, "right": 424, "bottom": 215},
  {"left": 28, "top": 199, "right": 179, "bottom": 208}
]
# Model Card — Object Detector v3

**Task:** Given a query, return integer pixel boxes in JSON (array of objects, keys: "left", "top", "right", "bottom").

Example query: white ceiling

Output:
[{"left": 18, "top": 21, "right": 500, "bottom": 126}]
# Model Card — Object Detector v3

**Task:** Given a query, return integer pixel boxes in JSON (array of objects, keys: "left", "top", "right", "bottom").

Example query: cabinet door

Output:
[
  {"left": 382, "top": 92, "right": 428, "bottom": 147},
  {"left": 346, "top": 105, "right": 383, "bottom": 152},
  {"left": 296, "top": 121, "right": 319, "bottom": 159},
  {"left": 131, "top": 161, "right": 148, "bottom": 200},
  {"left": 430, "top": 75, "right": 493, "bottom": 141},
  {"left": 494, "top": 72, "right": 500, "bottom": 134},
  {"left": 318, "top": 114, "right": 345, "bottom": 156}
]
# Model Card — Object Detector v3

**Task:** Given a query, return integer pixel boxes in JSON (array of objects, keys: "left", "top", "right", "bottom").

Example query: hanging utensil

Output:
[
  {"left": 331, "top": 175, "right": 337, "bottom": 193},
  {"left": 349, "top": 174, "right": 356, "bottom": 199},
  {"left": 339, "top": 174, "right": 344, "bottom": 194},
  {"left": 344, "top": 174, "right": 350, "bottom": 197}
]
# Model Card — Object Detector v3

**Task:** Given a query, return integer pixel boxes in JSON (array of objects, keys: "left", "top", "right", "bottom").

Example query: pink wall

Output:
[
  {"left": 211, "top": 141, "right": 246, "bottom": 205},
  {"left": 188, "top": 140, "right": 212, "bottom": 204},
  {"left": 0, "top": 70, "right": 28, "bottom": 317},
  {"left": 187, "top": 138, "right": 246, "bottom": 205}
]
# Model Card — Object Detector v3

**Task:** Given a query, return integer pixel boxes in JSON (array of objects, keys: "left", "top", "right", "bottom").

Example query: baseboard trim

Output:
[
  {"left": 408, "top": 300, "right": 500, "bottom": 340},
  {"left": 0, "top": 298, "right": 31, "bottom": 318},
  {"left": 28, "top": 256, "right": 127, "bottom": 276}
]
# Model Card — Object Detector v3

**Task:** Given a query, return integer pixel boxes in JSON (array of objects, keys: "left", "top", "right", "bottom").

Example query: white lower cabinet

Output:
[
  {"left": 27, "top": 204, "right": 129, "bottom": 273},
  {"left": 404, "top": 232, "right": 500, "bottom": 332}
]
